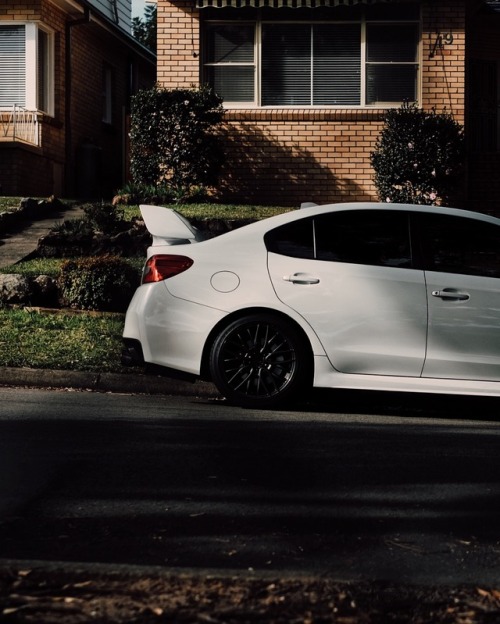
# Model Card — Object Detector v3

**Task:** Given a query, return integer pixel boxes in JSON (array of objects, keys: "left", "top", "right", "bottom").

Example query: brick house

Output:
[
  {"left": 156, "top": 0, "right": 500, "bottom": 212},
  {"left": 0, "top": 0, "right": 155, "bottom": 198}
]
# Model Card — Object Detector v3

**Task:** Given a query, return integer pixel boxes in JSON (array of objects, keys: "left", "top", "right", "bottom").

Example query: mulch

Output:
[{"left": 2, "top": 566, "right": 500, "bottom": 623}]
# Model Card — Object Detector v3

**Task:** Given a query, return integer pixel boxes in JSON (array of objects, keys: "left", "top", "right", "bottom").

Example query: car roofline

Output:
[
  {"left": 278, "top": 201, "right": 500, "bottom": 226},
  {"left": 306, "top": 201, "right": 497, "bottom": 219}
]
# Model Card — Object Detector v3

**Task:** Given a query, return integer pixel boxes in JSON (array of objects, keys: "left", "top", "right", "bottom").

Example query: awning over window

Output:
[{"left": 197, "top": 0, "right": 387, "bottom": 8}]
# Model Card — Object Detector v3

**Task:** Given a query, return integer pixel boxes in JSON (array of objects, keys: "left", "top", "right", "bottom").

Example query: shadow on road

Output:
[
  {"left": 296, "top": 387, "right": 500, "bottom": 422},
  {"left": 1, "top": 390, "right": 500, "bottom": 583}
]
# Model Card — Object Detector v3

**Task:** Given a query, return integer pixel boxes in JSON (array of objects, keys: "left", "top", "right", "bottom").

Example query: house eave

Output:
[
  {"left": 49, "top": 0, "right": 87, "bottom": 17},
  {"left": 48, "top": 0, "right": 156, "bottom": 63}
]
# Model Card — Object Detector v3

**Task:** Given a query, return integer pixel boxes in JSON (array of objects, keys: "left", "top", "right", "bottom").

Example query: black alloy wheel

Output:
[{"left": 209, "top": 313, "right": 311, "bottom": 408}]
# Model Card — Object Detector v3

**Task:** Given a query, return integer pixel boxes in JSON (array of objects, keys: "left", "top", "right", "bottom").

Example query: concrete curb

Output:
[{"left": 0, "top": 366, "right": 221, "bottom": 398}]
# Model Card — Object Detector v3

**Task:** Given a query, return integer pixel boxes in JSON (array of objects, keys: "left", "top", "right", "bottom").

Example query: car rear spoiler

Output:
[{"left": 140, "top": 204, "right": 205, "bottom": 246}]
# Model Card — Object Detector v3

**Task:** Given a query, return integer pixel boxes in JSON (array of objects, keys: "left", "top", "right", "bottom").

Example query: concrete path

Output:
[{"left": 0, "top": 202, "right": 84, "bottom": 268}]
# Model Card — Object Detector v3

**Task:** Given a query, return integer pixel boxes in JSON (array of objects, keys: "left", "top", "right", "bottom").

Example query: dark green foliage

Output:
[
  {"left": 82, "top": 203, "right": 125, "bottom": 234},
  {"left": 132, "top": 4, "right": 156, "bottom": 53},
  {"left": 371, "top": 103, "right": 465, "bottom": 206},
  {"left": 58, "top": 256, "right": 140, "bottom": 312},
  {"left": 129, "top": 86, "right": 225, "bottom": 199}
]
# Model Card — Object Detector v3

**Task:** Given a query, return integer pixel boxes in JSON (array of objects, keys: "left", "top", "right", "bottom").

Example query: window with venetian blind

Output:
[
  {"left": 202, "top": 2, "right": 420, "bottom": 107},
  {"left": 0, "top": 23, "right": 54, "bottom": 115}
]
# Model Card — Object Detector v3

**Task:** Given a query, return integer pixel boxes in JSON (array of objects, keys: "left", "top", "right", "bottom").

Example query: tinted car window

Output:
[
  {"left": 315, "top": 210, "right": 412, "bottom": 267},
  {"left": 419, "top": 214, "right": 500, "bottom": 278},
  {"left": 265, "top": 209, "right": 412, "bottom": 266},
  {"left": 265, "top": 217, "right": 314, "bottom": 259}
]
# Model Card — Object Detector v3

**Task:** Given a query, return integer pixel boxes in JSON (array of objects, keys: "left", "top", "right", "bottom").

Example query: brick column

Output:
[{"left": 157, "top": 0, "right": 200, "bottom": 87}]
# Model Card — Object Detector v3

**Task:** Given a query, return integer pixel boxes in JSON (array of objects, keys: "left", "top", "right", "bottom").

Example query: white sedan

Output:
[{"left": 122, "top": 202, "right": 500, "bottom": 408}]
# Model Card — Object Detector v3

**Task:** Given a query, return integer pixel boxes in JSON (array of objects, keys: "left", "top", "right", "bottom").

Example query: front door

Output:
[{"left": 419, "top": 212, "right": 500, "bottom": 381}]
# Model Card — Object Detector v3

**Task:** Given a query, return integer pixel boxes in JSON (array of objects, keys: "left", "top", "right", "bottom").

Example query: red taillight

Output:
[{"left": 142, "top": 255, "right": 194, "bottom": 284}]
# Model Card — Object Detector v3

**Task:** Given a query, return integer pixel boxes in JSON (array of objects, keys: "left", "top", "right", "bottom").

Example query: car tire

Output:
[{"left": 209, "top": 313, "right": 312, "bottom": 408}]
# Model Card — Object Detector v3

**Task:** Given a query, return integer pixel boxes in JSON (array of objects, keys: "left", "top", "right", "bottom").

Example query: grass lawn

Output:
[{"left": 0, "top": 308, "right": 129, "bottom": 373}]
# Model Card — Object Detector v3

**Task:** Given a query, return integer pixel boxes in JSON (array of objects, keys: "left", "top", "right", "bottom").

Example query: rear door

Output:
[{"left": 266, "top": 208, "right": 428, "bottom": 376}]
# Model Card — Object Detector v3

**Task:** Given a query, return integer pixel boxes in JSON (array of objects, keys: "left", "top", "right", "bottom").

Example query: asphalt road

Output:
[{"left": 1, "top": 386, "right": 500, "bottom": 585}]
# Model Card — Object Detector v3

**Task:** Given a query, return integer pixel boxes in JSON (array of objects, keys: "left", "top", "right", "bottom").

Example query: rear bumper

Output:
[
  {"left": 121, "top": 338, "right": 145, "bottom": 367},
  {"left": 122, "top": 282, "right": 227, "bottom": 376}
]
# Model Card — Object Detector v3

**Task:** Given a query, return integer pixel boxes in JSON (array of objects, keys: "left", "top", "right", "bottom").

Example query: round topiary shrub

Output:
[
  {"left": 58, "top": 255, "right": 140, "bottom": 312},
  {"left": 370, "top": 103, "right": 465, "bottom": 206}
]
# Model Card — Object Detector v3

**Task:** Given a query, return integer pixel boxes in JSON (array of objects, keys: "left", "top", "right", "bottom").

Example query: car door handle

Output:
[
  {"left": 283, "top": 273, "right": 320, "bottom": 285},
  {"left": 431, "top": 289, "right": 470, "bottom": 301}
]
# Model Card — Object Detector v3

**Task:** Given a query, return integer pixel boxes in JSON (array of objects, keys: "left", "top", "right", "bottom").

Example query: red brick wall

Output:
[
  {"left": 0, "top": 0, "right": 155, "bottom": 198},
  {"left": 157, "top": 0, "right": 467, "bottom": 206},
  {"left": 421, "top": 1, "right": 465, "bottom": 123},
  {"left": 0, "top": 0, "right": 40, "bottom": 18},
  {"left": 0, "top": 1, "right": 64, "bottom": 196},
  {"left": 157, "top": 0, "right": 199, "bottom": 87},
  {"left": 0, "top": 143, "right": 54, "bottom": 197},
  {"left": 215, "top": 110, "right": 385, "bottom": 206}
]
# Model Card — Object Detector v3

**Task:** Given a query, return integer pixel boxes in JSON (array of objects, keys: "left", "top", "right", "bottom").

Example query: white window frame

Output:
[
  {"left": 36, "top": 24, "right": 54, "bottom": 115},
  {"left": 203, "top": 21, "right": 258, "bottom": 108},
  {"left": 203, "top": 11, "right": 421, "bottom": 109}
]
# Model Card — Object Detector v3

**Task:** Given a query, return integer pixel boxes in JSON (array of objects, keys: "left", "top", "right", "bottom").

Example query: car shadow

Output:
[{"left": 211, "top": 388, "right": 500, "bottom": 422}]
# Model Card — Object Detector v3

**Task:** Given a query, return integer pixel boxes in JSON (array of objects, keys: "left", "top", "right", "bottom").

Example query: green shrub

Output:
[
  {"left": 129, "top": 85, "right": 225, "bottom": 196},
  {"left": 83, "top": 203, "right": 125, "bottom": 234},
  {"left": 58, "top": 256, "right": 140, "bottom": 312},
  {"left": 370, "top": 103, "right": 465, "bottom": 206}
]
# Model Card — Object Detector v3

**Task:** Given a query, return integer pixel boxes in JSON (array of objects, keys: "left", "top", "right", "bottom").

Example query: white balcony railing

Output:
[{"left": 0, "top": 106, "right": 40, "bottom": 146}]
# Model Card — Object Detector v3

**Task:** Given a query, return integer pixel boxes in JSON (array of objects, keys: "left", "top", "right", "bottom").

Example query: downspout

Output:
[
  {"left": 111, "top": 0, "right": 120, "bottom": 24},
  {"left": 64, "top": 7, "right": 91, "bottom": 197}
]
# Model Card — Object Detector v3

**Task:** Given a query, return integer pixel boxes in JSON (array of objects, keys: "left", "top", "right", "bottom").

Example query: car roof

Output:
[
  {"left": 293, "top": 202, "right": 500, "bottom": 223},
  {"left": 218, "top": 202, "right": 500, "bottom": 242}
]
